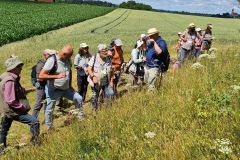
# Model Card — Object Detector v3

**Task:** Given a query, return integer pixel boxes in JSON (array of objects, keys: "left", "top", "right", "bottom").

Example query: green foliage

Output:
[
  {"left": 0, "top": 1, "right": 114, "bottom": 46},
  {"left": 119, "top": 0, "right": 152, "bottom": 11}
]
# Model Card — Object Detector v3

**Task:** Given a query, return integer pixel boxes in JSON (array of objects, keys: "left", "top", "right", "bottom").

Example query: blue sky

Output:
[{"left": 104, "top": 0, "right": 240, "bottom": 14}]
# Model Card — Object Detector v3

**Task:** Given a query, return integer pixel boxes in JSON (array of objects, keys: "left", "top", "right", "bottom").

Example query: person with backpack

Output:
[
  {"left": 110, "top": 39, "right": 124, "bottom": 95},
  {"left": 145, "top": 28, "right": 170, "bottom": 92},
  {"left": 39, "top": 45, "right": 84, "bottom": 130},
  {"left": 128, "top": 40, "right": 146, "bottom": 86},
  {"left": 74, "top": 43, "right": 91, "bottom": 102},
  {"left": 194, "top": 28, "right": 203, "bottom": 58},
  {"left": 87, "top": 44, "right": 114, "bottom": 110},
  {"left": 31, "top": 49, "right": 57, "bottom": 118},
  {"left": 0, "top": 57, "right": 40, "bottom": 148}
]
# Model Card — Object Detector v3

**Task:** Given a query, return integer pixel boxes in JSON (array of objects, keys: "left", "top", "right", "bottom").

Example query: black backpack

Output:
[
  {"left": 159, "top": 40, "right": 170, "bottom": 72},
  {"left": 31, "top": 54, "right": 58, "bottom": 86}
]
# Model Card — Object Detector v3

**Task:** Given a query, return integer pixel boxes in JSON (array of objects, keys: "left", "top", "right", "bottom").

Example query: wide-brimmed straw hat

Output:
[
  {"left": 147, "top": 28, "right": 159, "bottom": 36},
  {"left": 188, "top": 23, "right": 196, "bottom": 28},
  {"left": 5, "top": 57, "right": 24, "bottom": 72}
]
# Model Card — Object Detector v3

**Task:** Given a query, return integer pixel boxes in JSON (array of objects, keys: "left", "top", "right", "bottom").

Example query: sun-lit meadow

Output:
[{"left": 0, "top": 6, "right": 239, "bottom": 159}]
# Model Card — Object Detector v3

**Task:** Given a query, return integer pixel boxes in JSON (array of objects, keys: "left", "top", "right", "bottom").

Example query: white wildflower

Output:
[
  {"left": 214, "top": 138, "right": 232, "bottom": 155},
  {"left": 231, "top": 85, "right": 240, "bottom": 91},
  {"left": 199, "top": 53, "right": 210, "bottom": 59},
  {"left": 208, "top": 53, "right": 216, "bottom": 59},
  {"left": 191, "top": 62, "right": 204, "bottom": 70},
  {"left": 144, "top": 132, "right": 156, "bottom": 139},
  {"left": 69, "top": 109, "right": 79, "bottom": 116}
]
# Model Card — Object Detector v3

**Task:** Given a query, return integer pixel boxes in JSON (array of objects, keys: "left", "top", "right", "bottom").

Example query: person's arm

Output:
[
  {"left": 180, "top": 33, "right": 187, "bottom": 42},
  {"left": 150, "top": 39, "right": 162, "bottom": 54},
  {"left": 132, "top": 49, "right": 143, "bottom": 64},
  {"left": 39, "top": 57, "right": 65, "bottom": 80},
  {"left": 4, "top": 81, "right": 26, "bottom": 112},
  {"left": 39, "top": 69, "right": 65, "bottom": 80},
  {"left": 87, "top": 56, "right": 98, "bottom": 84}
]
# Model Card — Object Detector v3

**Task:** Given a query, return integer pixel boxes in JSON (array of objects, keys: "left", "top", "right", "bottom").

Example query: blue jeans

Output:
[
  {"left": 45, "top": 86, "right": 83, "bottom": 129},
  {"left": 0, "top": 114, "right": 40, "bottom": 147},
  {"left": 180, "top": 47, "right": 191, "bottom": 64},
  {"left": 91, "top": 85, "right": 114, "bottom": 110}
]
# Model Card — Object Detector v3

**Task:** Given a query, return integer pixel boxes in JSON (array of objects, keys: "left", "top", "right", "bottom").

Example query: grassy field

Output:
[
  {"left": 0, "top": 7, "right": 239, "bottom": 159},
  {"left": 0, "top": 0, "right": 114, "bottom": 46}
]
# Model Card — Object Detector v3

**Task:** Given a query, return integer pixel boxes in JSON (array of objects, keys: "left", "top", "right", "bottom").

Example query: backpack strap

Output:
[
  {"left": 92, "top": 54, "right": 97, "bottom": 72},
  {"left": 48, "top": 54, "right": 58, "bottom": 74}
]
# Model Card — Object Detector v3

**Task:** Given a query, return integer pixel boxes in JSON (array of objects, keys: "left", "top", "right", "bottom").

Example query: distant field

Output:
[
  {"left": 0, "top": 7, "right": 239, "bottom": 159},
  {"left": 0, "top": 0, "right": 114, "bottom": 46}
]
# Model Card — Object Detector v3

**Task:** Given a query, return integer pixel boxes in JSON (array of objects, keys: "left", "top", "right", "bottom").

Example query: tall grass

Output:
[{"left": 0, "top": 8, "right": 239, "bottom": 159}]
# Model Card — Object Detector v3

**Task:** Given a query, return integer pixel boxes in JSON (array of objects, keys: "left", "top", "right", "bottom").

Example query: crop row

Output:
[{"left": 0, "top": 1, "right": 114, "bottom": 46}]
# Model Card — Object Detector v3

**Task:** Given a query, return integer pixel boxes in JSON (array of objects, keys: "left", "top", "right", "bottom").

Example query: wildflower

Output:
[
  {"left": 69, "top": 109, "right": 79, "bottom": 116},
  {"left": 231, "top": 85, "right": 240, "bottom": 91},
  {"left": 144, "top": 132, "right": 156, "bottom": 139},
  {"left": 208, "top": 53, "right": 216, "bottom": 59},
  {"left": 199, "top": 53, "right": 210, "bottom": 59},
  {"left": 191, "top": 62, "right": 204, "bottom": 70},
  {"left": 213, "top": 138, "right": 232, "bottom": 155}
]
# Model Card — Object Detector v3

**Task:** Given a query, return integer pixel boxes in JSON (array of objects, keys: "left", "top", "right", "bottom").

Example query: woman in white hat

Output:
[
  {"left": 128, "top": 40, "right": 146, "bottom": 86},
  {"left": 201, "top": 24, "right": 213, "bottom": 51},
  {"left": 74, "top": 43, "right": 91, "bottom": 102}
]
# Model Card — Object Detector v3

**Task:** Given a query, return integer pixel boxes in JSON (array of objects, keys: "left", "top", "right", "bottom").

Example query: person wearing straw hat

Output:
[
  {"left": 194, "top": 28, "right": 203, "bottom": 58},
  {"left": 74, "top": 43, "right": 91, "bottom": 102},
  {"left": 0, "top": 57, "right": 40, "bottom": 148},
  {"left": 128, "top": 40, "right": 146, "bottom": 86},
  {"left": 32, "top": 49, "right": 57, "bottom": 119},
  {"left": 179, "top": 23, "right": 198, "bottom": 64},
  {"left": 201, "top": 24, "right": 213, "bottom": 51},
  {"left": 175, "top": 32, "right": 183, "bottom": 60},
  {"left": 145, "top": 27, "right": 170, "bottom": 92}
]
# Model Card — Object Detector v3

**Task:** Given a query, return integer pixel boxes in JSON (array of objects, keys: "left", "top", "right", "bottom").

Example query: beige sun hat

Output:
[
  {"left": 5, "top": 57, "right": 24, "bottom": 72},
  {"left": 178, "top": 32, "right": 182, "bottom": 35},
  {"left": 188, "top": 23, "right": 196, "bottom": 28},
  {"left": 196, "top": 28, "right": 202, "bottom": 32},
  {"left": 147, "top": 28, "right": 159, "bottom": 36},
  {"left": 80, "top": 43, "right": 88, "bottom": 48},
  {"left": 207, "top": 24, "right": 213, "bottom": 29},
  {"left": 43, "top": 49, "right": 57, "bottom": 55}
]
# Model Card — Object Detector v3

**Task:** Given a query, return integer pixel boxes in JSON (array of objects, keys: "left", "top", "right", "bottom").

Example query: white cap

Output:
[
  {"left": 140, "top": 34, "right": 146, "bottom": 38},
  {"left": 80, "top": 43, "right": 88, "bottom": 48},
  {"left": 97, "top": 44, "right": 107, "bottom": 51},
  {"left": 114, "top": 39, "right": 123, "bottom": 46},
  {"left": 136, "top": 40, "right": 144, "bottom": 49},
  {"left": 196, "top": 28, "right": 202, "bottom": 32}
]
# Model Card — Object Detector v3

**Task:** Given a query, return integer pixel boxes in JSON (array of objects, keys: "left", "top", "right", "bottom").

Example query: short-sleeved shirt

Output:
[
  {"left": 87, "top": 53, "right": 112, "bottom": 87},
  {"left": 146, "top": 36, "right": 168, "bottom": 68},
  {"left": 181, "top": 31, "right": 197, "bottom": 50},
  {"left": 74, "top": 54, "right": 90, "bottom": 76},
  {"left": 43, "top": 54, "right": 71, "bottom": 90},
  {"left": 36, "top": 60, "right": 46, "bottom": 87}
]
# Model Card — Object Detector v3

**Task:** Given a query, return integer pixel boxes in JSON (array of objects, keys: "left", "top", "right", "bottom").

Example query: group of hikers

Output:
[{"left": 0, "top": 24, "right": 213, "bottom": 150}]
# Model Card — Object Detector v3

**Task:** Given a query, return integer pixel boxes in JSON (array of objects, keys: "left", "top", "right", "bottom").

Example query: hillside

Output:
[{"left": 0, "top": 8, "right": 239, "bottom": 159}]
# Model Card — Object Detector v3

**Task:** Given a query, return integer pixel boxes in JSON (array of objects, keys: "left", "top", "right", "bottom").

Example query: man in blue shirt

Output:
[{"left": 145, "top": 28, "right": 169, "bottom": 92}]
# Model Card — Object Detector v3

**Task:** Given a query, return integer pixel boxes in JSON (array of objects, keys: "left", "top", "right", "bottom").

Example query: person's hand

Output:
[
  {"left": 93, "top": 76, "right": 98, "bottom": 84},
  {"left": 143, "top": 57, "right": 146, "bottom": 62},
  {"left": 149, "top": 39, "right": 155, "bottom": 43},
  {"left": 57, "top": 73, "right": 65, "bottom": 79}
]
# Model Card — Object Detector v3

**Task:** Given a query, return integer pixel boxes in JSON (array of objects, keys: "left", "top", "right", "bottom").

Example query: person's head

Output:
[
  {"left": 188, "top": 23, "right": 196, "bottom": 32},
  {"left": 136, "top": 40, "right": 144, "bottom": 50},
  {"left": 98, "top": 44, "right": 108, "bottom": 59},
  {"left": 147, "top": 28, "right": 159, "bottom": 40},
  {"left": 79, "top": 43, "right": 89, "bottom": 56},
  {"left": 113, "top": 39, "right": 123, "bottom": 50},
  {"left": 196, "top": 28, "right": 202, "bottom": 33},
  {"left": 43, "top": 49, "right": 57, "bottom": 60},
  {"left": 5, "top": 57, "right": 24, "bottom": 75},
  {"left": 58, "top": 44, "right": 74, "bottom": 60},
  {"left": 207, "top": 24, "right": 213, "bottom": 30}
]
